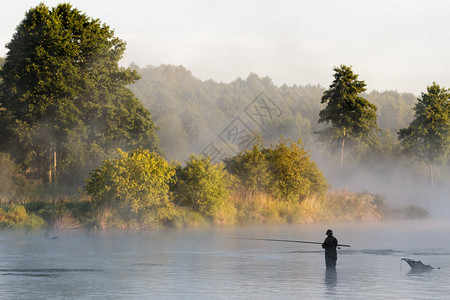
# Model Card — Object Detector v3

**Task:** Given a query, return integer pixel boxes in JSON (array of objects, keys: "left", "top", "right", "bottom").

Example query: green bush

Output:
[
  {"left": 226, "top": 138, "right": 329, "bottom": 202},
  {"left": 225, "top": 146, "right": 271, "bottom": 193},
  {"left": 85, "top": 148, "right": 176, "bottom": 226},
  {"left": 171, "top": 155, "right": 233, "bottom": 220},
  {"left": 265, "top": 138, "right": 328, "bottom": 201},
  {"left": 24, "top": 198, "right": 94, "bottom": 226},
  {"left": 0, "top": 204, "right": 45, "bottom": 229}
]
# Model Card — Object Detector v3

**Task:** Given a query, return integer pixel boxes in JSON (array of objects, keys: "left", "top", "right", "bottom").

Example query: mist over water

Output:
[
  {"left": 309, "top": 144, "right": 450, "bottom": 221},
  {"left": 1, "top": 221, "right": 449, "bottom": 299}
]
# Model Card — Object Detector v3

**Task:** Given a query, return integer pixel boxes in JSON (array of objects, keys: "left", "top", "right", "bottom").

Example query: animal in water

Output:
[{"left": 401, "top": 258, "right": 434, "bottom": 272}]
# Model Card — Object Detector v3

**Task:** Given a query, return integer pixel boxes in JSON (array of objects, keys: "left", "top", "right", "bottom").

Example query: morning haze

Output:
[{"left": 1, "top": 0, "right": 449, "bottom": 94}]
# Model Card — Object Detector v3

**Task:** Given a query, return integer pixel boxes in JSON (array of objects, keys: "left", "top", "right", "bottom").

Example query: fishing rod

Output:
[{"left": 235, "top": 237, "right": 350, "bottom": 247}]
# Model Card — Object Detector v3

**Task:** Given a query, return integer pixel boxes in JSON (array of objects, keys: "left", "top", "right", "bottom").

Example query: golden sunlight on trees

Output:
[{"left": 85, "top": 149, "right": 176, "bottom": 227}]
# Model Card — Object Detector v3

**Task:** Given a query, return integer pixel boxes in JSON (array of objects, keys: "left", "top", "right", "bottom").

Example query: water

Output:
[{"left": 0, "top": 220, "right": 449, "bottom": 299}]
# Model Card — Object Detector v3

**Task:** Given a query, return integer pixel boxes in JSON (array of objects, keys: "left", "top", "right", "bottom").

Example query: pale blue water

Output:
[{"left": 0, "top": 220, "right": 449, "bottom": 299}]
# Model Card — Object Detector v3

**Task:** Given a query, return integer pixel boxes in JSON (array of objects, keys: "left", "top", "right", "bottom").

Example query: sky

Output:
[{"left": 1, "top": 0, "right": 449, "bottom": 95}]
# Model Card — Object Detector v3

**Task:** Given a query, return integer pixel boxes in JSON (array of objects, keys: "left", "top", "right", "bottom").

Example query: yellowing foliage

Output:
[
  {"left": 226, "top": 138, "right": 329, "bottom": 203},
  {"left": 85, "top": 149, "right": 176, "bottom": 224}
]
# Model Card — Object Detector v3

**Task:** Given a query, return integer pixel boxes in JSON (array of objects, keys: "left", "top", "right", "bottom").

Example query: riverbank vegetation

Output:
[
  {"left": 0, "top": 141, "right": 429, "bottom": 230},
  {"left": 0, "top": 3, "right": 445, "bottom": 230}
]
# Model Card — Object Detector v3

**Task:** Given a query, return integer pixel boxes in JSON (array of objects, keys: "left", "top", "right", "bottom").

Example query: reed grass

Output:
[{"left": 0, "top": 187, "right": 428, "bottom": 230}]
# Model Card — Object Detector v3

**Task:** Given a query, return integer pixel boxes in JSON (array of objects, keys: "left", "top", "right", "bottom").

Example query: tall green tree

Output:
[
  {"left": 0, "top": 3, "right": 159, "bottom": 187},
  {"left": 398, "top": 82, "right": 449, "bottom": 186},
  {"left": 318, "top": 65, "right": 379, "bottom": 175}
]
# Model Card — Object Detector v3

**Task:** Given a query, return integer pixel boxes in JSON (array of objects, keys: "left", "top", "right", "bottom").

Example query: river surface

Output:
[{"left": 0, "top": 220, "right": 449, "bottom": 299}]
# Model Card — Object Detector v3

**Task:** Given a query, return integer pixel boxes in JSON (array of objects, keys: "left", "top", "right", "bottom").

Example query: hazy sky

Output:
[{"left": 1, "top": 0, "right": 449, "bottom": 94}]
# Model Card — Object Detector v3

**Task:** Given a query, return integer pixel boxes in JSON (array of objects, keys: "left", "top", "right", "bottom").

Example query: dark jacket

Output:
[{"left": 322, "top": 235, "right": 338, "bottom": 265}]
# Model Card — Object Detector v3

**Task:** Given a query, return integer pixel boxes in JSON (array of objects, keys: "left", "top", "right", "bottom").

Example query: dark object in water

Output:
[{"left": 401, "top": 258, "right": 434, "bottom": 272}]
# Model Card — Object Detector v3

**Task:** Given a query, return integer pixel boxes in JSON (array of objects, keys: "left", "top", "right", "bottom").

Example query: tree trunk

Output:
[
  {"left": 49, "top": 144, "right": 53, "bottom": 184},
  {"left": 48, "top": 144, "right": 57, "bottom": 184},
  {"left": 339, "top": 137, "right": 345, "bottom": 176},
  {"left": 429, "top": 164, "right": 434, "bottom": 188},
  {"left": 53, "top": 149, "right": 57, "bottom": 184}
]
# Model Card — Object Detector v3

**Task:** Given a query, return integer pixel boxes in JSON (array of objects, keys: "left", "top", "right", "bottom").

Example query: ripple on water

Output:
[{"left": 0, "top": 268, "right": 104, "bottom": 278}]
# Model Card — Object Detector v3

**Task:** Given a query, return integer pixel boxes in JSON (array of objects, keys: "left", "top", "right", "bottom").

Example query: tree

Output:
[
  {"left": 398, "top": 82, "right": 449, "bottom": 186},
  {"left": 318, "top": 65, "right": 379, "bottom": 175},
  {"left": 0, "top": 57, "right": 4, "bottom": 114},
  {"left": 0, "top": 3, "right": 159, "bottom": 188}
]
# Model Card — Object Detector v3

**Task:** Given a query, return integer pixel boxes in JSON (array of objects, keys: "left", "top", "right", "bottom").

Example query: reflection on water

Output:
[
  {"left": 324, "top": 267, "right": 337, "bottom": 289},
  {"left": 0, "top": 220, "right": 449, "bottom": 299}
]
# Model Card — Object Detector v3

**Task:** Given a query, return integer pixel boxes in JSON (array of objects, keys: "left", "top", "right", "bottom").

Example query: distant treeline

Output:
[
  {"left": 129, "top": 64, "right": 416, "bottom": 162},
  {"left": 129, "top": 64, "right": 449, "bottom": 193}
]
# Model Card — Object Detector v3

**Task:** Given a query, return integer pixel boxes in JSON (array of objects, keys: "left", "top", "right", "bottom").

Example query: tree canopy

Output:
[
  {"left": 0, "top": 3, "right": 159, "bottom": 187},
  {"left": 399, "top": 82, "right": 449, "bottom": 166},
  {"left": 319, "top": 65, "right": 379, "bottom": 145},
  {"left": 318, "top": 65, "right": 379, "bottom": 173}
]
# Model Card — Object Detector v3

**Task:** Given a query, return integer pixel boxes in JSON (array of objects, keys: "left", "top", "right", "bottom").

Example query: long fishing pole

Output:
[{"left": 235, "top": 237, "right": 350, "bottom": 247}]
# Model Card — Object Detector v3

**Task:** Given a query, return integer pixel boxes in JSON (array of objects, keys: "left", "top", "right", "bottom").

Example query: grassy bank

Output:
[
  {"left": 0, "top": 189, "right": 428, "bottom": 231},
  {"left": 0, "top": 204, "right": 46, "bottom": 230},
  {"left": 230, "top": 189, "right": 383, "bottom": 225}
]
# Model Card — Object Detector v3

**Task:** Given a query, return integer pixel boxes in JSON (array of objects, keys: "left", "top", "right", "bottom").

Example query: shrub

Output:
[
  {"left": 265, "top": 138, "right": 328, "bottom": 202},
  {"left": 325, "top": 190, "right": 382, "bottom": 221},
  {"left": 0, "top": 204, "right": 45, "bottom": 229},
  {"left": 225, "top": 146, "right": 270, "bottom": 193},
  {"left": 24, "top": 198, "right": 94, "bottom": 228},
  {"left": 226, "top": 138, "right": 329, "bottom": 202},
  {"left": 0, "top": 153, "right": 17, "bottom": 201},
  {"left": 171, "top": 155, "right": 233, "bottom": 220},
  {"left": 0, "top": 152, "right": 45, "bottom": 202},
  {"left": 85, "top": 148, "right": 176, "bottom": 226}
]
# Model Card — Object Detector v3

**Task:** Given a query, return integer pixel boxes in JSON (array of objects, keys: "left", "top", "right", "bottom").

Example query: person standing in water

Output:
[{"left": 322, "top": 229, "right": 338, "bottom": 268}]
